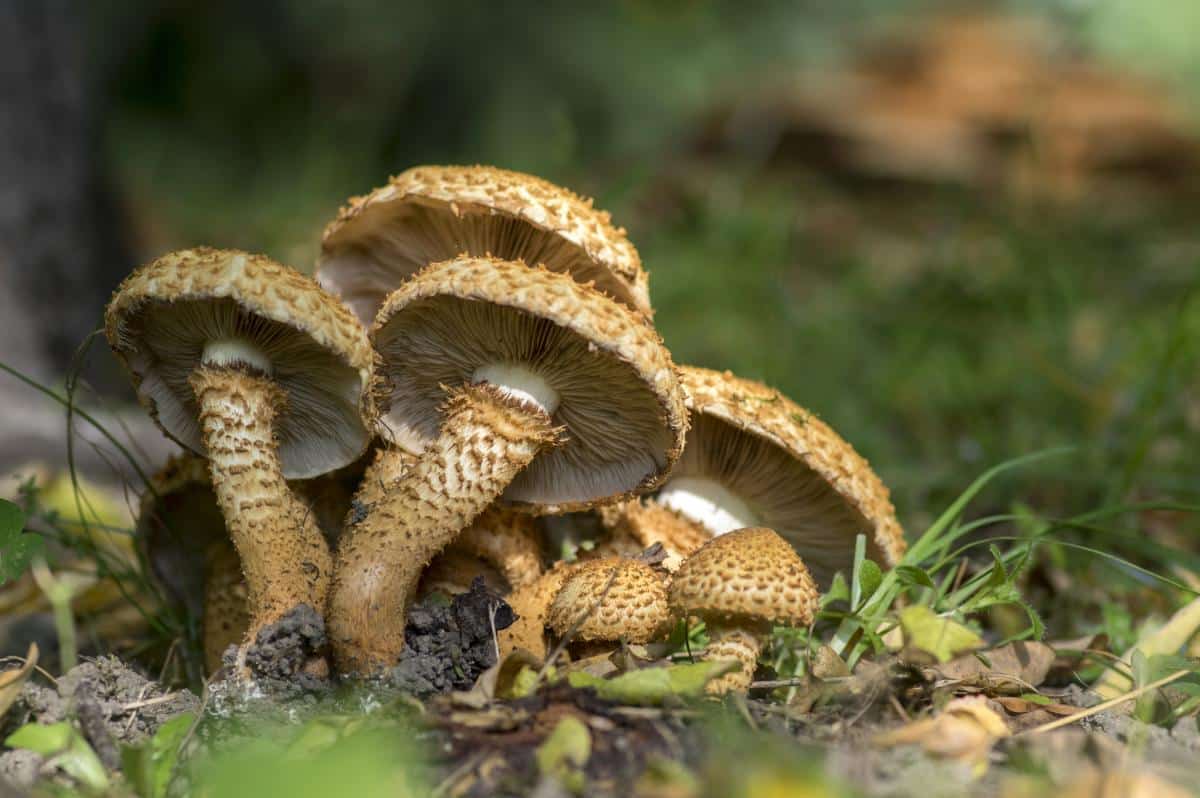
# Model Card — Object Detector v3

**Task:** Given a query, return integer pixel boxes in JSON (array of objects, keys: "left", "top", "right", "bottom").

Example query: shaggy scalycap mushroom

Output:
[
  {"left": 669, "top": 527, "right": 819, "bottom": 694},
  {"left": 499, "top": 563, "right": 577, "bottom": 661},
  {"left": 328, "top": 256, "right": 686, "bottom": 674},
  {"left": 612, "top": 366, "right": 904, "bottom": 587},
  {"left": 107, "top": 248, "right": 374, "bottom": 656},
  {"left": 136, "top": 454, "right": 247, "bottom": 675},
  {"left": 418, "top": 506, "right": 544, "bottom": 598},
  {"left": 546, "top": 558, "right": 671, "bottom": 653},
  {"left": 317, "top": 165, "right": 651, "bottom": 324}
]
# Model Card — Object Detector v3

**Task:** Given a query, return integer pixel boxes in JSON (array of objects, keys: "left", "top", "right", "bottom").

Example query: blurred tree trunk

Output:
[
  {"left": 0, "top": 1, "right": 173, "bottom": 480},
  {"left": 0, "top": 0, "right": 129, "bottom": 382}
]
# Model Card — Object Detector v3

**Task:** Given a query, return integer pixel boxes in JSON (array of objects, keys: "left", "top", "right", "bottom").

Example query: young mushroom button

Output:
[
  {"left": 546, "top": 558, "right": 672, "bottom": 657},
  {"left": 607, "top": 366, "right": 905, "bottom": 587},
  {"left": 327, "top": 256, "right": 687, "bottom": 675},
  {"left": 669, "top": 527, "right": 819, "bottom": 694},
  {"left": 105, "top": 248, "right": 374, "bottom": 661},
  {"left": 317, "top": 164, "right": 652, "bottom": 324}
]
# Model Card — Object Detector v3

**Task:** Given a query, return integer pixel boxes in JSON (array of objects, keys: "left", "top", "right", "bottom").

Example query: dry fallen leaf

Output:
[
  {"left": 874, "top": 695, "right": 1011, "bottom": 777},
  {"left": 0, "top": 643, "right": 38, "bottom": 720},
  {"left": 936, "top": 641, "right": 1056, "bottom": 692}
]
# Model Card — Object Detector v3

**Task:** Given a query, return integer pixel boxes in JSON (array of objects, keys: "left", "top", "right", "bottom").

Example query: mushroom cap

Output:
[
  {"left": 669, "top": 527, "right": 818, "bottom": 628},
  {"left": 547, "top": 558, "right": 671, "bottom": 644},
  {"left": 318, "top": 165, "right": 651, "bottom": 324},
  {"left": 672, "top": 366, "right": 905, "bottom": 586},
  {"left": 418, "top": 547, "right": 508, "bottom": 599},
  {"left": 136, "top": 453, "right": 225, "bottom": 617},
  {"left": 105, "top": 248, "right": 375, "bottom": 479},
  {"left": 371, "top": 256, "right": 687, "bottom": 512}
]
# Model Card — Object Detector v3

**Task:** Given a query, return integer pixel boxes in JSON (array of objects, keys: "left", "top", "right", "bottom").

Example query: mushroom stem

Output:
[
  {"left": 189, "top": 367, "right": 332, "bottom": 640},
  {"left": 202, "top": 539, "right": 250, "bottom": 674},
  {"left": 703, "top": 623, "right": 763, "bottom": 694},
  {"left": 455, "top": 507, "right": 544, "bottom": 588},
  {"left": 329, "top": 383, "right": 558, "bottom": 675}
]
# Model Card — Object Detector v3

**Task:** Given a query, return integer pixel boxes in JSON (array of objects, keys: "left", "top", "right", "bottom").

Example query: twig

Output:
[
  {"left": 431, "top": 750, "right": 488, "bottom": 798},
  {"left": 123, "top": 683, "right": 153, "bottom": 735},
  {"left": 1020, "top": 669, "right": 1192, "bottom": 736},
  {"left": 121, "top": 693, "right": 180, "bottom": 712}
]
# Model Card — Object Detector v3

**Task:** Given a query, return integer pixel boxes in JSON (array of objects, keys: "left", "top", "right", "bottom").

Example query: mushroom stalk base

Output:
[
  {"left": 202, "top": 539, "right": 250, "bottom": 674},
  {"left": 330, "top": 383, "right": 558, "bottom": 675},
  {"left": 703, "top": 623, "right": 762, "bottom": 694},
  {"left": 189, "top": 367, "right": 333, "bottom": 644}
]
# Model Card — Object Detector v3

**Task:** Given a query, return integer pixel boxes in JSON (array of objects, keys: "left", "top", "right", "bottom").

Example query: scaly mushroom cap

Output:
[
  {"left": 318, "top": 165, "right": 651, "bottom": 324},
  {"left": 547, "top": 558, "right": 671, "bottom": 644},
  {"left": 371, "top": 256, "right": 687, "bottom": 512},
  {"left": 666, "top": 366, "right": 905, "bottom": 586},
  {"left": 105, "top": 248, "right": 375, "bottom": 479},
  {"left": 669, "top": 528, "right": 819, "bottom": 628},
  {"left": 136, "top": 453, "right": 225, "bottom": 618}
]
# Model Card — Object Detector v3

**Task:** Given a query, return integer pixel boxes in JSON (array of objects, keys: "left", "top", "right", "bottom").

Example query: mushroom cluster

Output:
[{"left": 112, "top": 165, "right": 904, "bottom": 688}]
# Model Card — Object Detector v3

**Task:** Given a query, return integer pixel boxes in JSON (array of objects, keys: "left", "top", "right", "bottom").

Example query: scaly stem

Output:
[
  {"left": 704, "top": 623, "right": 762, "bottom": 694},
  {"left": 189, "top": 367, "right": 332, "bottom": 642},
  {"left": 329, "top": 383, "right": 557, "bottom": 675},
  {"left": 202, "top": 539, "right": 250, "bottom": 674}
]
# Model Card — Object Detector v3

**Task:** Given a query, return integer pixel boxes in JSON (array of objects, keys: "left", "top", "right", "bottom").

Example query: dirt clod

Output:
[
  {"left": 239, "top": 603, "right": 328, "bottom": 690},
  {"left": 389, "top": 578, "right": 515, "bottom": 696}
]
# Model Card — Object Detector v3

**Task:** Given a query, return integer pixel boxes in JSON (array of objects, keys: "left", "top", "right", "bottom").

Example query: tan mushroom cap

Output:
[
  {"left": 105, "top": 248, "right": 375, "bottom": 479},
  {"left": 669, "top": 528, "right": 819, "bottom": 628},
  {"left": 673, "top": 366, "right": 905, "bottom": 585},
  {"left": 318, "top": 165, "right": 651, "bottom": 324},
  {"left": 371, "top": 256, "right": 687, "bottom": 512},
  {"left": 136, "top": 453, "right": 226, "bottom": 617},
  {"left": 547, "top": 558, "right": 671, "bottom": 644}
]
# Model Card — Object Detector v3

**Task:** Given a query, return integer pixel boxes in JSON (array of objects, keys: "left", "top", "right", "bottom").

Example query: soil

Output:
[{"left": 0, "top": 656, "right": 199, "bottom": 790}]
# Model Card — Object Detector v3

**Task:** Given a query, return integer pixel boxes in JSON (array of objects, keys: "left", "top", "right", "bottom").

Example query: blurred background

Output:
[{"left": 3, "top": 0, "right": 1198, "bottom": 541}]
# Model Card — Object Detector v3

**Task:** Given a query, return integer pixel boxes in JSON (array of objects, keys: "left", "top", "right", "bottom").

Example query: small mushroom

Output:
[
  {"left": 107, "top": 248, "right": 374, "bottom": 653},
  {"left": 317, "top": 165, "right": 651, "bottom": 324},
  {"left": 498, "top": 562, "right": 577, "bottom": 661},
  {"left": 669, "top": 527, "right": 819, "bottom": 694},
  {"left": 546, "top": 558, "right": 671, "bottom": 658},
  {"left": 328, "top": 256, "right": 686, "bottom": 674},
  {"left": 607, "top": 366, "right": 905, "bottom": 586},
  {"left": 136, "top": 454, "right": 247, "bottom": 675},
  {"left": 418, "top": 506, "right": 544, "bottom": 598},
  {"left": 417, "top": 548, "right": 507, "bottom": 599}
]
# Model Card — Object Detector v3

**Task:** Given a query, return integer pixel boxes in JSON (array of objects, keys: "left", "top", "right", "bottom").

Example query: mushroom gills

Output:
[{"left": 656, "top": 476, "right": 758, "bottom": 536}]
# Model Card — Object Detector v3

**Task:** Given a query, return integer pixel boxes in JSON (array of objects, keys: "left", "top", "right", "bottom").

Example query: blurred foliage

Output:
[{"left": 87, "top": 0, "right": 1200, "bottom": 577}]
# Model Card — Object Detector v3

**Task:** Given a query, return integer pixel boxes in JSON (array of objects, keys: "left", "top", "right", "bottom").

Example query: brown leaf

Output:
[
  {"left": 0, "top": 643, "right": 38, "bottom": 719},
  {"left": 875, "top": 696, "right": 1011, "bottom": 778},
  {"left": 935, "top": 641, "right": 1055, "bottom": 692}
]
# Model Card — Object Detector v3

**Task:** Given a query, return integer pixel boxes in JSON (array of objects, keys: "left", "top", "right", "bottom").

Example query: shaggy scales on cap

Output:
[
  {"left": 328, "top": 256, "right": 686, "bottom": 674},
  {"left": 318, "top": 165, "right": 651, "bottom": 324},
  {"left": 669, "top": 527, "right": 819, "bottom": 694},
  {"left": 546, "top": 558, "right": 672, "bottom": 653}
]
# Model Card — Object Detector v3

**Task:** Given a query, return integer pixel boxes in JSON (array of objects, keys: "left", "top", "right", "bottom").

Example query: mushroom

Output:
[
  {"left": 418, "top": 506, "right": 544, "bottom": 597},
  {"left": 606, "top": 366, "right": 904, "bottom": 586},
  {"left": 317, "top": 165, "right": 651, "bottom": 325},
  {"left": 669, "top": 527, "right": 819, "bottom": 694},
  {"left": 106, "top": 248, "right": 374, "bottom": 653},
  {"left": 136, "top": 454, "right": 247, "bottom": 675},
  {"left": 499, "top": 562, "right": 577, "bottom": 660},
  {"left": 328, "top": 256, "right": 687, "bottom": 674},
  {"left": 546, "top": 558, "right": 672, "bottom": 658}
]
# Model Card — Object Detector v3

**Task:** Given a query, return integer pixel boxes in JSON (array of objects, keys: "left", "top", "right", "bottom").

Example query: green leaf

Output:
[
  {"left": 0, "top": 500, "right": 42, "bottom": 586},
  {"left": 899, "top": 606, "right": 985, "bottom": 663},
  {"left": 535, "top": 716, "right": 591, "bottom": 793},
  {"left": 823, "top": 572, "right": 850, "bottom": 606},
  {"left": 567, "top": 661, "right": 738, "bottom": 705},
  {"left": 855, "top": 560, "right": 882, "bottom": 608},
  {"left": 7, "top": 721, "right": 109, "bottom": 792},
  {"left": 895, "top": 566, "right": 936, "bottom": 590},
  {"left": 122, "top": 712, "right": 193, "bottom": 798}
]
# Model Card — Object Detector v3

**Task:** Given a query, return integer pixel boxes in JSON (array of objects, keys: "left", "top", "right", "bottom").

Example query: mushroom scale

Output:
[
  {"left": 608, "top": 366, "right": 905, "bottom": 587},
  {"left": 318, "top": 165, "right": 651, "bottom": 324},
  {"left": 107, "top": 248, "right": 374, "bottom": 660},
  {"left": 328, "top": 256, "right": 686, "bottom": 675},
  {"left": 669, "top": 527, "right": 819, "bottom": 694}
]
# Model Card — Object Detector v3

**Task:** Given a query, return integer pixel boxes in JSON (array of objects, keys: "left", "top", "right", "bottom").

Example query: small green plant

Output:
[{"left": 0, "top": 498, "right": 43, "bottom": 586}]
